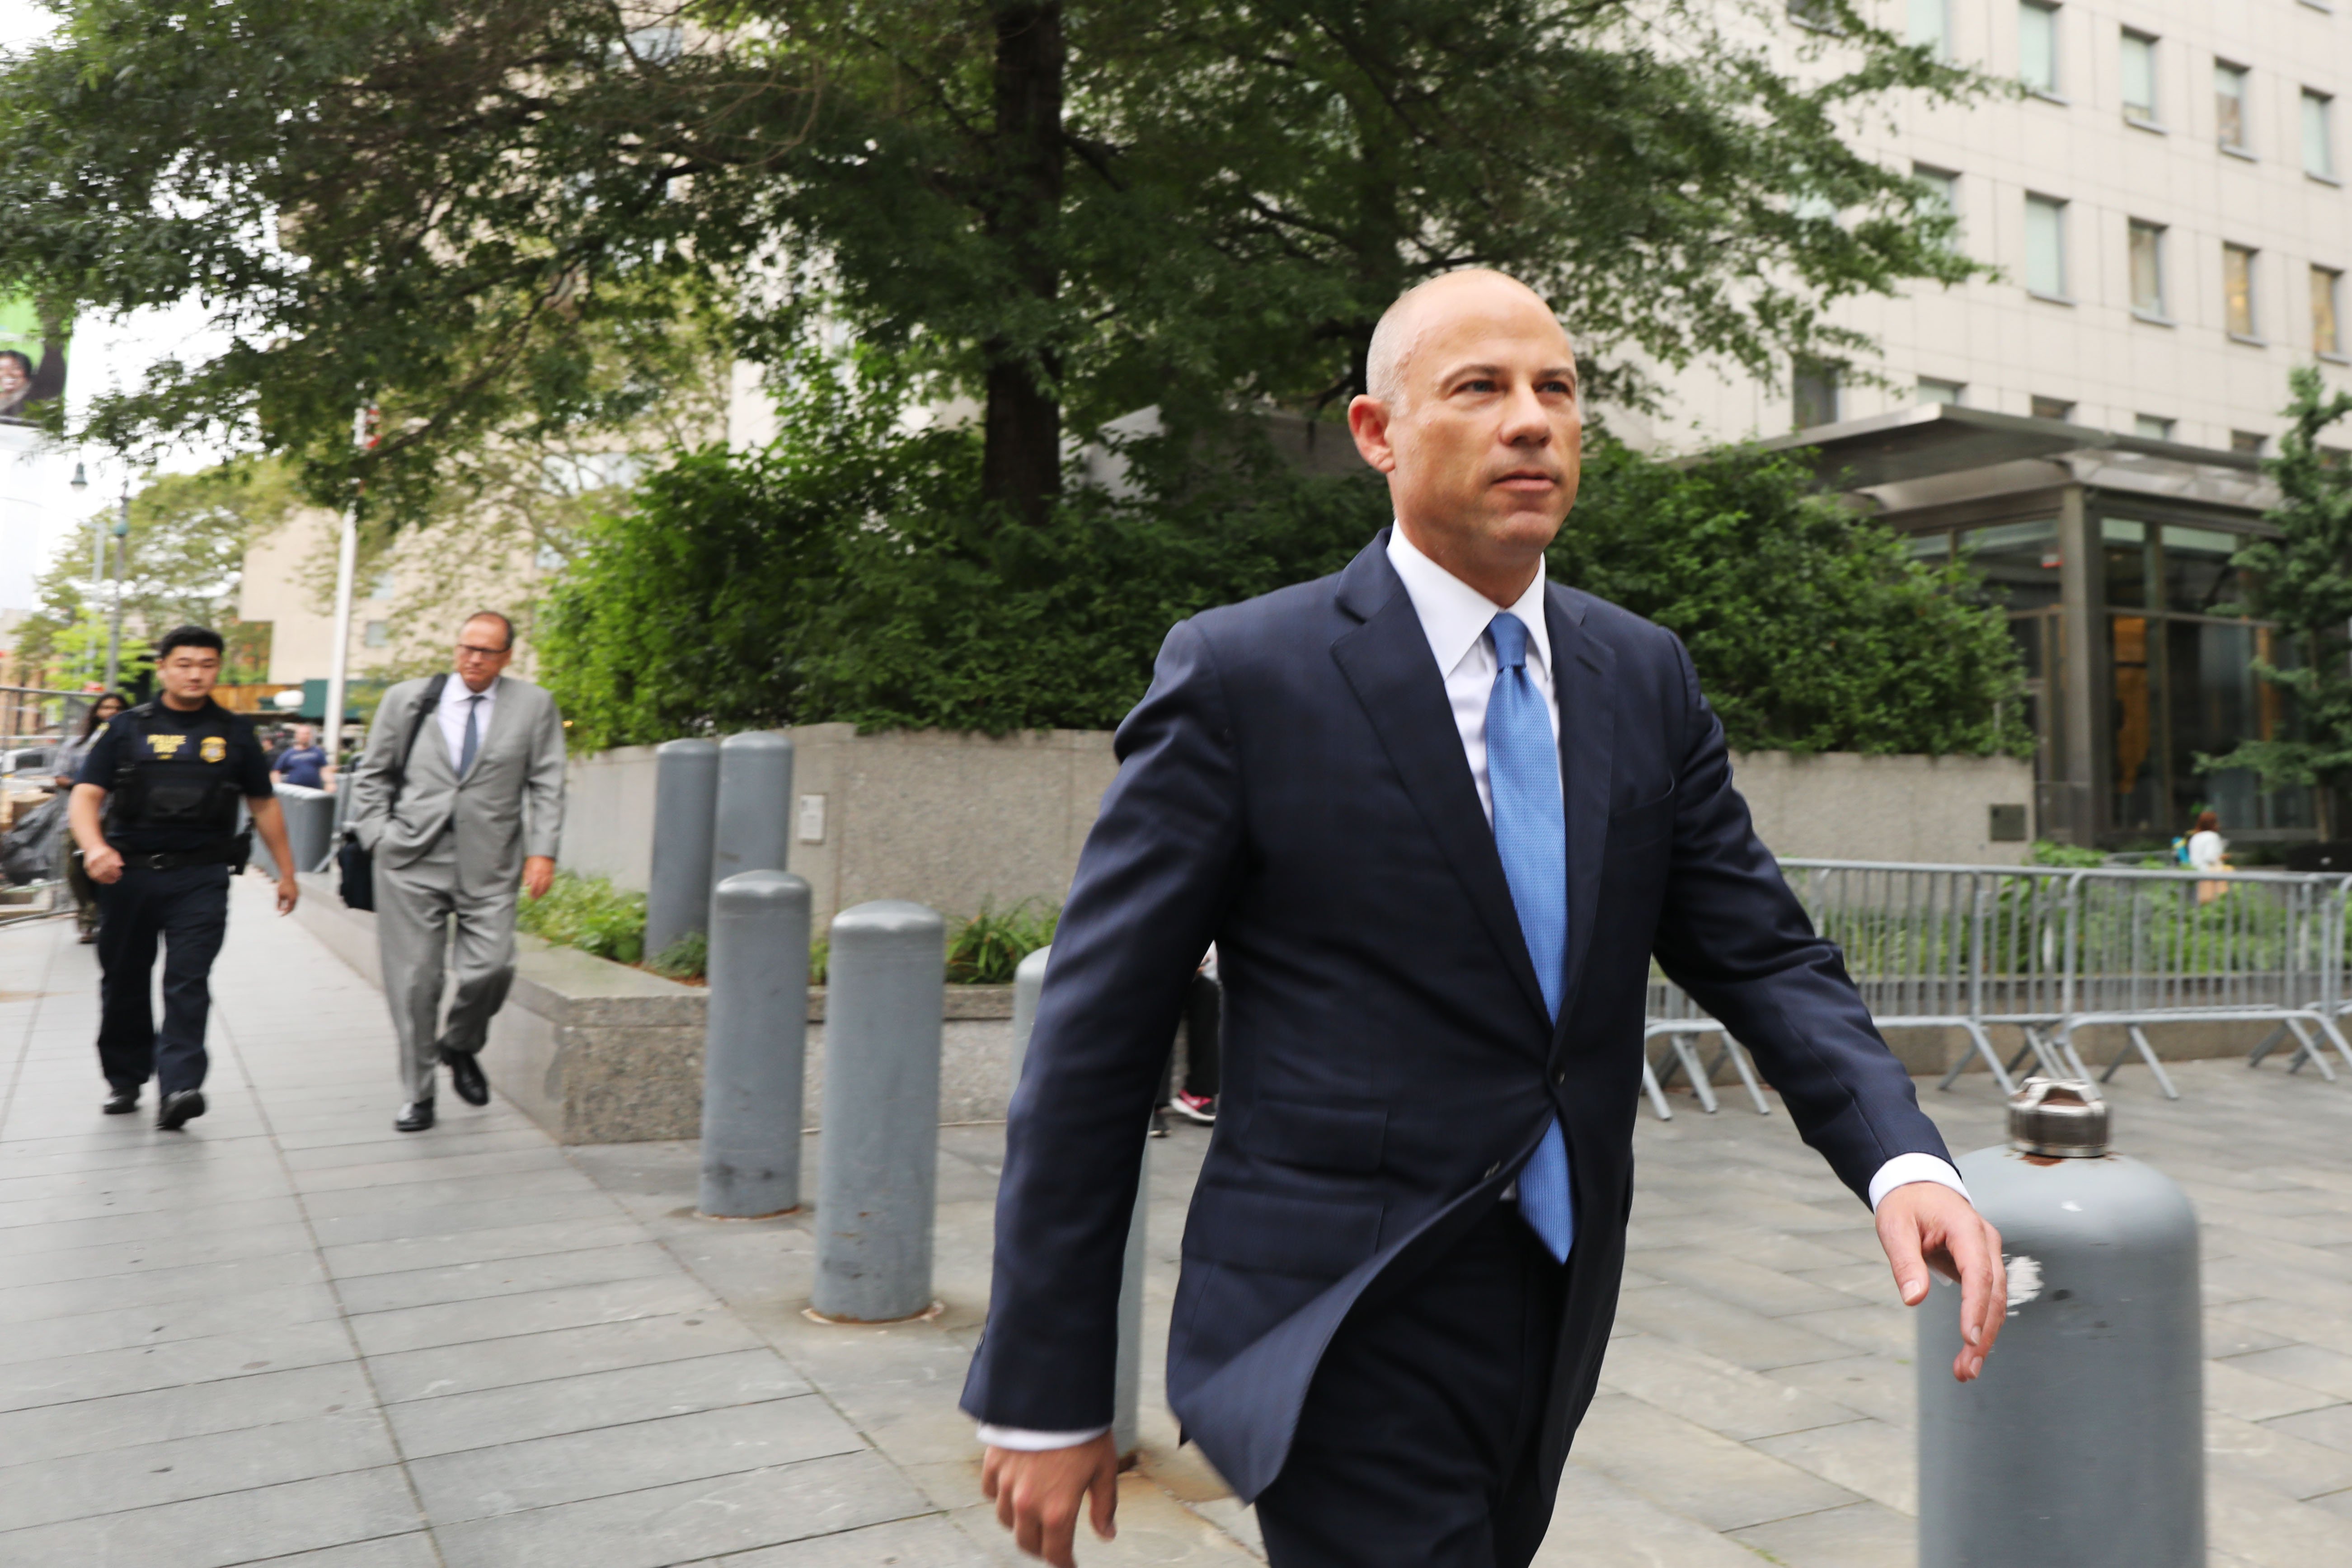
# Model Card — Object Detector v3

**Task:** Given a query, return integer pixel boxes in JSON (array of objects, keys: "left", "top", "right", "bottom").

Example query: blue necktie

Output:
[
  {"left": 1486, "top": 612, "right": 1575, "bottom": 1263},
  {"left": 459, "top": 695, "right": 483, "bottom": 778}
]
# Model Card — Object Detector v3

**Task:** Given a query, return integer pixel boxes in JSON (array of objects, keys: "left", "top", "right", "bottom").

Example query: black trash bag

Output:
[{"left": 0, "top": 794, "right": 65, "bottom": 886}]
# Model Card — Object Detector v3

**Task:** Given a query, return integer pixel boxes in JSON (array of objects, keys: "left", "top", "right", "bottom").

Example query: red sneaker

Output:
[{"left": 1169, "top": 1091, "right": 1217, "bottom": 1125}]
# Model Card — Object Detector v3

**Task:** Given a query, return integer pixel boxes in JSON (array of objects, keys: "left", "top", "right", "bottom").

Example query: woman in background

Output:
[
  {"left": 52, "top": 693, "right": 126, "bottom": 942},
  {"left": 2187, "top": 809, "right": 2229, "bottom": 906}
]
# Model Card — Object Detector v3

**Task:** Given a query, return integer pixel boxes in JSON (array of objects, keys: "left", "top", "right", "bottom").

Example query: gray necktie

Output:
[{"left": 459, "top": 695, "right": 483, "bottom": 778}]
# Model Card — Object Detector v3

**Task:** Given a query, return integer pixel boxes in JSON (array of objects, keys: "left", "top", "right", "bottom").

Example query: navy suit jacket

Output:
[{"left": 960, "top": 530, "right": 1953, "bottom": 1503}]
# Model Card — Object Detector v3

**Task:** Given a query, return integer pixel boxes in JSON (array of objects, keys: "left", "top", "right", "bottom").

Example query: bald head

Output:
[
  {"left": 1364, "top": 270, "right": 1565, "bottom": 409},
  {"left": 1347, "top": 269, "right": 1583, "bottom": 606}
]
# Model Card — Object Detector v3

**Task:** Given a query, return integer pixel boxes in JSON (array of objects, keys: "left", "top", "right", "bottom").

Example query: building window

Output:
[
  {"left": 1913, "top": 164, "right": 1961, "bottom": 244},
  {"left": 2134, "top": 415, "right": 2176, "bottom": 440},
  {"left": 2225, "top": 244, "right": 2260, "bottom": 338},
  {"left": 2305, "top": 91, "right": 2338, "bottom": 180},
  {"left": 2121, "top": 32, "right": 2158, "bottom": 126},
  {"left": 1909, "top": 0, "right": 1951, "bottom": 56},
  {"left": 2216, "top": 62, "right": 2250, "bottom": 152},
  {"left": 1788, "top": 0, "right": 1839, "bottom": 28},
  {"left": 2024, "top": 195, "right": 2068, "bottom": 297},
  {"left": 1792, "top": 360, "right": 1840, "bottom": 429},
  {"left": 2031, "top": 395, "right": 2075, "bottom": 421},
  {"left": 2316, "top": 266, "right": 2345, "bottom": 357},
  {"left": 1918, "top": 377, "right": 1966, "bottom": 405},
  {"left": 2019, "top": 3, "right": 2061, "bottom": 97},
  {"left": 2231, "top": 431, "right": 2266, "bottom": 455},
  {"left": 363, "top": 620, "right": 391, "bottom": 649},
  {"left": 2128, "top": 221, "right": 2167, "bottom": 317}
]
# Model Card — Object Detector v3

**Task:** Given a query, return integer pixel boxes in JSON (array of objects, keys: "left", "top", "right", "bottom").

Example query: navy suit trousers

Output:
[
  {"left": 1254, "top": 1202, "right": 1572, "bottom": 1568},
  {"left": 94, "top": 863, "right": 230, "bottom": 1095}
]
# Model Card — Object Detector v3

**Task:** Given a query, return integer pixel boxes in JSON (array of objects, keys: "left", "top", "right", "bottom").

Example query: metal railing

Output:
[{"left": 1643, "top": 858, "right": 2352, "bottom": 1117}]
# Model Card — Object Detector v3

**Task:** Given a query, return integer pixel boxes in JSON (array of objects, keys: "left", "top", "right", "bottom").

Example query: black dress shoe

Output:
[
  {"left": 439, "top": 1047, "right": 489, "bottom": 1107},
  {"left": 394, "top": 1099, "right": 436, "bottom": 1132},
  {"left": 102, "top": 1088, "right": 138, "bottom": 1116},
  {"left": 156, "top": 1089, "right": 206, "bottom": 1131}
]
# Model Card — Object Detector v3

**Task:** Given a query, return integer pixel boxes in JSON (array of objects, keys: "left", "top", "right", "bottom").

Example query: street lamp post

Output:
[{"left": 102, "top": 484, "right": 128, "bottom": 694}]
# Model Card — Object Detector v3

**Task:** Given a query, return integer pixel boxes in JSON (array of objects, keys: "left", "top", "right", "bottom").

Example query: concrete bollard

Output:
[
  {"left": 1010, "top": 945, "right": 1149, "bottom": 1459},
  {"left": 1919, "top": 1080, "right": 2202, "bottom": 1567},
  {"left": 699, "top": 870, "right": 812, "bottom": 1218},
  {"left": 814, "top": 900, "right": 947, "bottom": 1322},
  {"left": 645, "top": 738, "right": 719, "bottom": 960},
  {"left": 712, "top": 731, "right": 794, "bottom": 913}
]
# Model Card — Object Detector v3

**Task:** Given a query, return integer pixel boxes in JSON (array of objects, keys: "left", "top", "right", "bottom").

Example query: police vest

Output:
[{"left": 103, "top": 703, "right": 246, "bottom": 840}]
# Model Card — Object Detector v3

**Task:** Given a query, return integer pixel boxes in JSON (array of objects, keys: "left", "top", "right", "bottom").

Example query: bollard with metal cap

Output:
[
  {"left": 1009, "top": 944, "right": 1149, "bottom": 1460},
  {"left": 1918, "top": 1079, "right": 2202, "bottom": 1568},
  {"left": 712, "top": 731, "right": 794, "bottom": 906},
  {"left": 814, "top": 900, "right": 947, "bottom": 1322},
  {"left": 645, "top": 737, "right": 719, "bottom": 960},
  {"left": 699, "top": 870, "right": 812, "bottom": 1218}
]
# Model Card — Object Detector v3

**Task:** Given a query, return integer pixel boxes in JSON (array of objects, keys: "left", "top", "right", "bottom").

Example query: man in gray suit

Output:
[{"left": 347, "top": 611, "right": 566, "bottom": 1131}]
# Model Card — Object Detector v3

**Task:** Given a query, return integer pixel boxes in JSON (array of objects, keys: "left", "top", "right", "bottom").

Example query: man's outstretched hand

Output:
[
  {"left": 1877, "top": 1181, "right": 2006, "bottom": 1381},
  {"left": 981, "top": 1433, "right": 1119, "bottom": 1567}
]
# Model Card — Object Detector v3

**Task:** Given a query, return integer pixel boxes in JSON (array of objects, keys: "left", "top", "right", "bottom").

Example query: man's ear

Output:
[{"left": 1347, "top": 394, "right": 1399, "bottom": 474}]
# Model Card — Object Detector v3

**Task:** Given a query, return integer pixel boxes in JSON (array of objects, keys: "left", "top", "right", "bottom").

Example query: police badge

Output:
[{"left": 200, "top": 735, "right": 227, "bottom": 764}]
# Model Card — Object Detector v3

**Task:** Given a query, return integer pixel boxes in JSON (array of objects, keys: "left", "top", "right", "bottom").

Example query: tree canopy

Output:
[
  {"left": 13, "top": 461, "right": 298, "bottom": 690},
  {"left": 2200, "top": 366, "right": 2352, "bottom": 834},
  {"left": 0, "top": 0, "right": 1981, "bottom": 526}
]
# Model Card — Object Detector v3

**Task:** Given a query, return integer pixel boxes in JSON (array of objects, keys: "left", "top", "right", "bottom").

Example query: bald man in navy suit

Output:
[{"left": 963, "top": 271, "right": 2007, "bottom": 1568}]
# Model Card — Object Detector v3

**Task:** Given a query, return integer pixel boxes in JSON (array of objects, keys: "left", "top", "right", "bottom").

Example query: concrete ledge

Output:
[{"left": 288, "top": 871, "right": 1017, "bottom": 1142}]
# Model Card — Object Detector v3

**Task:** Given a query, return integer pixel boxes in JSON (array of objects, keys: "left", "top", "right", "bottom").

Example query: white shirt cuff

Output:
[
  {"left": 1867, "top": 1153, "right": 1972, "bottom": 1211},
  {"left": 977, "top": 1423, "right": 1111, "bottom": 1451}
]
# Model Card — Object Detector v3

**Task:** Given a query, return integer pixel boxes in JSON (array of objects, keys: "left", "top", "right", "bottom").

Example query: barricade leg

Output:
[
  {"left": 2281, "top": 1017, "right": 2343, "bottom": 1082},
  {"left": 1667, "top": 1034, "right": 1720, "bottom": 1113},
  {"left": 2248, "top": 1023, "right": 2289, "bottom": 1068},
  {"left": 2098, "top": 1024, "right": 2179, "bottom": 1101},
  {"left": 1640, "top": 1057, "right": 1673, "bottom": 1121},
  {"left": 2317, "top": 1016, "right": 2352, "bottom": 1075},
  {"left": 1943, "top": 1023, "right": 2015, "bottom": 1095},
  {"left": 1708, "top": 1035, "right": 1771, "bottom": 1115}
]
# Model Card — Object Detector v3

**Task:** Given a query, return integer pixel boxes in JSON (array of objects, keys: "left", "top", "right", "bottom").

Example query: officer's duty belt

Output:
[{"left": 126, "top": 839, "right": 243, "bottom": 872}]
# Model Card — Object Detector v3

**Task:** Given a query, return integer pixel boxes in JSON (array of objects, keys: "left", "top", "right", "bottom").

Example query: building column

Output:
[{"left": 2054, "top": 485, "right": 2103, "bottom": 845}]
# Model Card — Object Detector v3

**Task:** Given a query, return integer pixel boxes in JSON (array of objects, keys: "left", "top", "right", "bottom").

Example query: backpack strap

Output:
[{"left": 384, "top": 673, "right": 451, "bottom": 816}]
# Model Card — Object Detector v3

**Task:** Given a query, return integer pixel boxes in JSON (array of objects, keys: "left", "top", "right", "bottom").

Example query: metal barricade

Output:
[
  {"left": 2056, "top": 867, "right": 2352, "bottom": 1097},
  {"left": 1641, "top": 859, "right": 2352, "bottom": 1117}
]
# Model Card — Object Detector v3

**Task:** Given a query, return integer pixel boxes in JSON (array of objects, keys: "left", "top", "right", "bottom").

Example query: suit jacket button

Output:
[{"left": 1554, "top": 1070, "right": 1567, "bottom": 1084}]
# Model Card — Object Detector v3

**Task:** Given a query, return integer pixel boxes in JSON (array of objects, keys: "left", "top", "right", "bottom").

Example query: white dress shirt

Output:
[
  {"left": 977, "top": 530, "right": 1965, "bottom": 1454},
  {"left": 437, "top": 676, "right": 498, "bottom": 774}
]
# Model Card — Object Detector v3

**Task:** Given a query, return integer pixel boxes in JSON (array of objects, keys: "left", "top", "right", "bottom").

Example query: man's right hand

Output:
[
  {"left": 981, "top": 1434, "right": 1120, "bottom": 1567},
  {"left": 84, "top": 843, "right": 124, "bottom": 884}
]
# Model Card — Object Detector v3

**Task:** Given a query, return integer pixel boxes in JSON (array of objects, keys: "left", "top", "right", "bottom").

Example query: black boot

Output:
[
  {"left": 102, "top": 1086, "right": 138, "bottom": 1116},
  {"left": 394, "top": 1099, "right": 436, "bottom": 1133}
]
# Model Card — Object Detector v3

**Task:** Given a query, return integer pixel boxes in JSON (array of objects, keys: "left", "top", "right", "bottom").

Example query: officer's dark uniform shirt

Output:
[{"left": 75, "top": 700, "right": 272, "bottom": 855}]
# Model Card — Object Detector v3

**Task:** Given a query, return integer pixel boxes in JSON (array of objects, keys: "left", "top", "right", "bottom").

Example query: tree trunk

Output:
[{"left": 981, "top": 0, "right": 1064, "bottom": 527}]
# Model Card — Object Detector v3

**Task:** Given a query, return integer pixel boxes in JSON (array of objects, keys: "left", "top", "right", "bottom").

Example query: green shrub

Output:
[
  {"left": 809, "top": 938, "right": 828, "bottom": 987},
  {"left": 540, "top": 350, "right": 2027, "bottom": 759},
  {"left": 648, "top": 930, "right": 707, "bottom": 981},
  {"left": 946, "top": 900, "right": 1061, "bottom": 986},
  {"left": 516, "top": 872, "right": 647, "bottom": 966},
  {"left": 2027, "top": 839, "right": 2107, "bottom": 869}
]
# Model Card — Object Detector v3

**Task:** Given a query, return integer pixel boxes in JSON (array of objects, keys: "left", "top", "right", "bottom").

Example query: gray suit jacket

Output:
[{"left": 347, "top": 674, "right": 566, "bottom": 882}]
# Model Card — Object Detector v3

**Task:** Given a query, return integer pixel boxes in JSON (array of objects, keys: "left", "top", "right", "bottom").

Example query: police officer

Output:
[{"left": 68, "top": 625, "right": 301, "bottom": 1129}]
